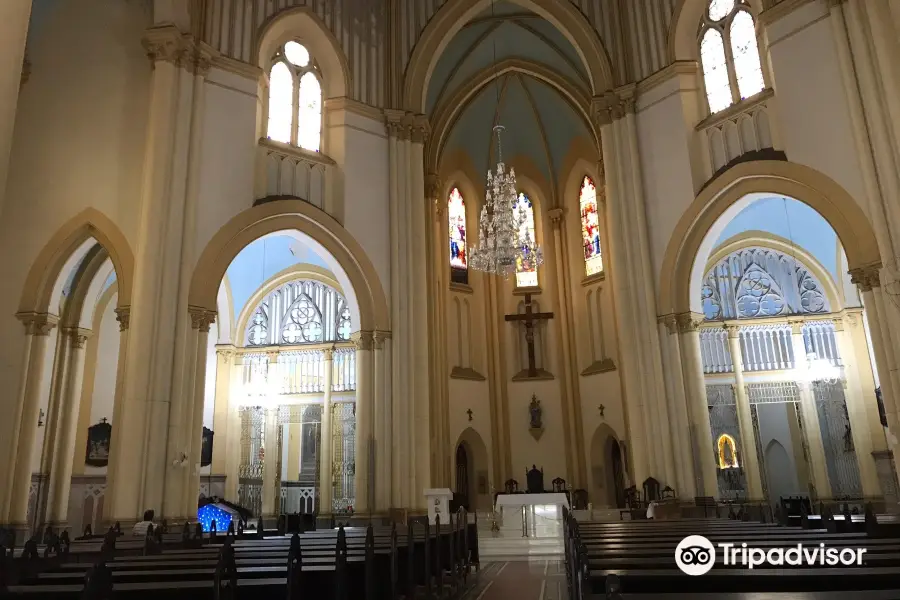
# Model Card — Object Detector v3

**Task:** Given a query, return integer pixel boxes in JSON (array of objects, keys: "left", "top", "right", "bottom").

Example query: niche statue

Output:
[{"left": 529, "top": 395, "right": 544, "bottom": 441}]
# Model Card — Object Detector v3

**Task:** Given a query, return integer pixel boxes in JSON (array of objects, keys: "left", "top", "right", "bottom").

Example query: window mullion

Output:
[
  {"left": 292, "top": 71, "right": 300, "bottom": 146},
  {"left": 722, "top": 21, "right": 741, "bottom": 105}
]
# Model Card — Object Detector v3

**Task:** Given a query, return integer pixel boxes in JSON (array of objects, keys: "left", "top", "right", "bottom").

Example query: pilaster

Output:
[
  {"left": 675, "top": 311, "right": 718, "bottom": 497},
  {"left": 0, "top": 0, "right": 32, "bottom": 218},
  {"left": 319, "top": 347, "right": 335, "bottom": 514},
  {"left": 4, "top": 312, "right": 57, "bottom": 525},
  {"left": 353, "top": 331, "right": 374, "bottom": 513},
  {"left": 657, "top": 315, "right": 696, "bottom": 498}
]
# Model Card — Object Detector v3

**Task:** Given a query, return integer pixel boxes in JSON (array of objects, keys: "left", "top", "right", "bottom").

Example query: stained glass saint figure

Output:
[
  {"left": 448, "top": 187, "right": 468, "bottom": 283},
  {"left": 579, "top": 176, "right": 603, "bottom": 276},
  {"left": 514, "top": 193, "right": 538, "bottom": 288}
]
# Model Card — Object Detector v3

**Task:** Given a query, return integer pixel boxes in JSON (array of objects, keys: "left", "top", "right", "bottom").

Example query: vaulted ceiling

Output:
[{"left": 429, "top": 1, "right": 595, "bottom": 194}]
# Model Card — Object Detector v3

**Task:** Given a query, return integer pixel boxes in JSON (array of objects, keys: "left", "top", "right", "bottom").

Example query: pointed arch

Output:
[
  {"left": 404, "top": 0, "right": 614, "bottom": 114},
  {"left": 19, "top": 208, "right": 134, "bottom": 315}
]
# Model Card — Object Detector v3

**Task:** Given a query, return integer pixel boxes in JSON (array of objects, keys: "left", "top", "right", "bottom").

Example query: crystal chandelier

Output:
[
  {"left": 801, "top": 352, "right": 842, "bottom": 386},
  {"left": 468, "top": 126, "right": 543, "bottom": 277}
]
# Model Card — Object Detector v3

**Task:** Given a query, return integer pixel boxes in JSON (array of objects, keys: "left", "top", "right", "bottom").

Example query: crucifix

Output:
[{"left": 505, "top": 293, "right": 554, "bottom": 377}]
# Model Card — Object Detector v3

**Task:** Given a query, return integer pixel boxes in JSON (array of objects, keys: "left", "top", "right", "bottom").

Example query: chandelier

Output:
[{"left": 468, "top": 126, "right": 543, "bottom": 277}]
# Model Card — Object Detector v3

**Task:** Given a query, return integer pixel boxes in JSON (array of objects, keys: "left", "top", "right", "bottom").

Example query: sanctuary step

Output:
[{"left": 477, "top": 532, "right": 562, "bottom": 562}]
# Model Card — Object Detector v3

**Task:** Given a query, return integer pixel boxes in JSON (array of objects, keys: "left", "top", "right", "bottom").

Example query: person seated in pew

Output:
[{"left": 132, "top": 509, "right": 157, "bottom": 537}]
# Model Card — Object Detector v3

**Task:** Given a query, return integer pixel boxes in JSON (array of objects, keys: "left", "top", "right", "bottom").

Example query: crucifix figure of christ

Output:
[{"left": 505, "top": 293, "right": 554, "bottom": 377}]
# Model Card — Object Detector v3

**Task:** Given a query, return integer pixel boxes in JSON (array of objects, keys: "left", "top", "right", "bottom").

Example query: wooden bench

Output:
[
  {"left": 2, "top": 511, "right": 480, "bottom": 600},
  {"left": 563, "top": 509, "right": 900, "bottom": 599}
]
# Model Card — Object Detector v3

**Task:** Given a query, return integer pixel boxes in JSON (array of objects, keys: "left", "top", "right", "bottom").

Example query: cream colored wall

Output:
[
  {"left": 448, "top": 380, "right": 493, "bottom": 498},
  {"left": 763, "top": 2, "right": 869, "bottom": 214},
  {"left": 193, "top": 68, "right": 259, "bottom": 260},
  {"left": 0, "top": 0, "right": 151, "bottom": 470},
  {"left": 327, "top": 110, "right": 391, "bottom": 299}
]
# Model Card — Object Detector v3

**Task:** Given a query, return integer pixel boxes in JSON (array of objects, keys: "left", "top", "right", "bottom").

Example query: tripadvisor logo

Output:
[{"left": 675, "top": 535, "right": 866, "bottom": 575}]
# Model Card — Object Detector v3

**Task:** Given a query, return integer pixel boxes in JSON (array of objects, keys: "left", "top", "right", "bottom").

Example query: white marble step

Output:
[{"left": 477, "top": 531, "right": 563, "bottom": 562}]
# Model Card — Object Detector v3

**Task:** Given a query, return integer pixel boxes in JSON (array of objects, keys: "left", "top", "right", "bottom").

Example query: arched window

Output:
[
  {"left": 245, "top": 279, "right": 351, "bottom": 346},
  {"left": 699, "top": 1, "right": 765, "bottom": 114},
  {"left": 448, "top": 187, "right": 468, "bottom": 284},
  {"left": 579, "top": 176, "right": 603, "bottom": 276},
  {"left": 514, "top": 192, "right": 538, "bottom": 288},
  {"left": 266, "top": 41, "right": 323, "bottom": 152}
]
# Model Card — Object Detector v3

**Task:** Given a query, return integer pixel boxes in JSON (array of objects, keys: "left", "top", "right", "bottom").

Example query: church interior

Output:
[{"left": 2, "top": 0, "right": 900, "bottom": 597}]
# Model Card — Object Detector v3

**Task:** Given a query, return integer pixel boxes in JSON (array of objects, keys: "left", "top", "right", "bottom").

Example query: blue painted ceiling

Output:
[
  {"left": 714, "top": 196, "right": 841, "bottom": 280},
  {"left": 431, "top": 1, "right": 593, "bottom": 191}
]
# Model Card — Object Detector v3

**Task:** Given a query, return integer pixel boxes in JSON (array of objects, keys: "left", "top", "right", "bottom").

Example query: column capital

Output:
[
  {"left": 16, "top": 312, "right": 58, "bottom": 336},
  {"left": 141, "top": 25, "right": 218, "bottom": 76},
  {"left": 590, "top": 85, "right": 636, "bottom": 127},
  {"left": 410, "top": 114, "right": 430, "bottom": 144},
  {"left": 844, "top": 309, "right": 862, "bottom": 328},
  {"left": 216, "top": 346, "right": 236, "bottom": 362},
  {"left": 62, "top": 327, "right": 92, "bottom": 349},
  {"left": 114, "top": 306, "right": 131, "bottom": 331},
  {"left": 831, "top": 316, "right": 845, "bottom": 332},
  {"left": 266, "top": 350, "right": 280, "bottom": 362},
  {"left": 323, "top": 346, "right": 334, "bottom": 360},
  {"left": 188, "top": 306, "right": 217, "bottom": 333},
  {"left": 723, "top": 323, "right": 741, "bottom": 339},
  {"left": 657, "top": 313, "right": 678, "bottom": 335},
  {"left": 373, "top": 330, "right": 390, "bottom": 350},
  {"left": 849, "top": 264, "right": 882, "bottom": 292},
  {"left": 384, "top": 109, "right": 408, "bottom": 139},
  {"left": 674, "top": 311, "right": 704, "bottom": 333},
  {"left": 787, "top": 317, "right": 804, "bottom": 335},
  {"left": 547, "top": 207, "right": 564, "bottom": 228},
  {"left": 352, "top": 330, "right": 375, "bottom": 351}
]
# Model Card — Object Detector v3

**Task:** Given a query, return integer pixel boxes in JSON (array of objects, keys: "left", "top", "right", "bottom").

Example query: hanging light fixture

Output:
[{"left": 467, "top": 0, "right": 542, "bottom": 278}]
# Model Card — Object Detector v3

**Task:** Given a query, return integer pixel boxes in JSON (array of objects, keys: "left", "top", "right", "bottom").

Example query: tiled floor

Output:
[{"left": 472, "top": 560, "right": 567, "bottom": 600}]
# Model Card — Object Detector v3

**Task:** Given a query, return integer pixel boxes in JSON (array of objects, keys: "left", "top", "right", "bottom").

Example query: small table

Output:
[{"left": 494, "top": 493, "right": 570, "bottom": 538}]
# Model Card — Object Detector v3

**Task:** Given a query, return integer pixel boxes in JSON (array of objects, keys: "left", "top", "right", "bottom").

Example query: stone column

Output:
[
  {"left": 183, "top": 311, "right": 214, "bottom": 518},
  {"left": 373, "top": 332, "right": 389, "bottom": 512},
  {"left": 0, "top": 0, "right": 32, "bottom": 217},
  {"left": 353, "top": 332, "right": 374, "bottom": 514},
  {"left": 46, "top": 327, "right": 92, "bottom": 526},
  {"left": 261, "top": 406, "right": 280, "bottom": 518},
  {"left": 101, "top": 308, "right": 131, "bottom": 527},
  {"left": 318, "top": 348, "right": 334, "bottom": 515},
  {"left": 658, "top": 316, "right": 696, "bottom": 498},
  {"left": 724, "top": 325, "right": 764, "bottom": 500},
  {"left": 788, "top": 319, "right": 833, "bottom": 500},
  {"left": 5, "top": 312, "right": 57, "bottom": 529},
  {"left": 832, "top": 316, "right": 881, "bottom": 496},
  {"left": 845, "top": 310, "right": 889, "bottom": 450},
  {"left": 676, "top": 312, "right": 718, "bottom": 497},
  {"left": 211, "top": 347, "right": 235, "bottom": 476}
]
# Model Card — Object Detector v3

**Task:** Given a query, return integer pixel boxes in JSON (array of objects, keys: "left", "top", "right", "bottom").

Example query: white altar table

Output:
[{"left": 494, "top": 493, "right": 569, "bottom": 538}]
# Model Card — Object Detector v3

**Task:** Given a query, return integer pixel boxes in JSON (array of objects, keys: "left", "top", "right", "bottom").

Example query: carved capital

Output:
[
  {"left": 353, "top": 330, "right": 375, "bottom": 351},
  {"left": 657, "top": 314, "right": 678, "bottom": 335},
  {"left": 17, "top": 312, "right": 58, "bottom": 337},
  {"left": 188, "top": 307, "right": 217, "bottom": 333},
  {"left": 849, "top": 265, "right": 881, "bottom": 292},
  {"left": 845, "top": 311, "right": 861, "bottom": 327},
  {"left": 590, "top": 87, "right": 636, "bottom": 128},
  {"left": 547, "top": 207, "right": 564, "bottom": 228},
  {"left": 216, "top": 347, "right": 236, "bottom": 363},
  {"left": 425, "top": 172, "right": 442, "bottom": 202},
  {"left": 114, "top": 306, "right": 131, "bottom": 331},
  {"left": 63, "top": 327, "right": 92, "bottom": 349},
  {"left": 410, "top": 114, "right": 430, "bottom": 144},
  {"left": 724, "top": 323, "right": 741, "bottom": 339},
  {"left": 374, "top": 330, "right": 390, "bottom": 350},
  {"left": 142, "top": 26, "right": 217, "bottom": 75},
  {"left": 323, "top": 347, "right": 334, "bottom": 360},
  {"left": 832, "top": 317, "right": 845, "bottom": 332},
  {"left": 788, "top": 317, "right": 804, "bottom": 335},
  {"left": 674, "top": 311, "right": 704, "bottom": 333},
  {"left": 384, "top": 109, "right": 408, "bottom": 139}
]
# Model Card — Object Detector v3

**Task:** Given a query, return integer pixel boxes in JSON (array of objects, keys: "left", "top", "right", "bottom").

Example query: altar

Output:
[{"left": 494, "top": 492, "right": 569, "bottom": 538}]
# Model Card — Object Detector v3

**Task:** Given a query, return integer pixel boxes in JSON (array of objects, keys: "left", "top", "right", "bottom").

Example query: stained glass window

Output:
[
  {"left": 448, "top": 187, "right": 468, "bottom": 284},
  {"left": 579, "top": 176, "right": 603, "bottom": 276},
  {"left": 730, "top": 11, "right": 765, "bottom": 100},
  {"left": 699, "top": 1, "right": 765, "bottom": 115},
  {"left": 514, "top": 193, "right": 538, "bottom": 288},
  {"left": 266, "top": 42, "right": 323, "bottom": 152}
]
